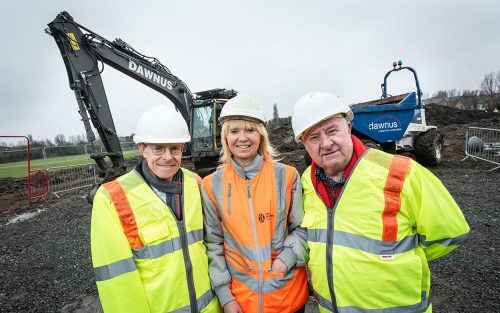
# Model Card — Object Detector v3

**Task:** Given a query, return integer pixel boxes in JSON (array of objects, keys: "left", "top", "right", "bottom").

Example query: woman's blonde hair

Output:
[{"left": 219, "top": 119, "right": 279, "bottom": 165}]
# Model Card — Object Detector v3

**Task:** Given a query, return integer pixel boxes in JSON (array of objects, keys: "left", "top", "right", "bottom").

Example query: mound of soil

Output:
[
  {"left": 425, "top": 104, "right": 500, "bottom": 159},
  {"left": 426, "top": 104, "right": 499, "bottom": 127},
  {"left": 0, "top": 104, "right": 498, "bottom": 312}
]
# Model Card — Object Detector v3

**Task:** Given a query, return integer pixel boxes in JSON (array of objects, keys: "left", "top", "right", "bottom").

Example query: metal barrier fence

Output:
[
  {"left": 48, "top": 163, "right": 97, "bottom": 197},
  {"left": 463, "top": 127, "right": 500, "bottom": 171},
  {"left": 100, "top": 141, "right": 138, "bottom": 153},
  {"left": 1, "top": 141, "right": 137, "bottom": 208},
  {"left": 43, "top": 145, "right": 89, "bottom": 169},
  {"left": 30, "top": 169, "right": 49, "bottom": 201}
]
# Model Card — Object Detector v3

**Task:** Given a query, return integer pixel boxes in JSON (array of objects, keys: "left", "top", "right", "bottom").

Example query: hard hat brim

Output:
[{"left": 219, "top": 115, "right": 265, "bottom": 125}]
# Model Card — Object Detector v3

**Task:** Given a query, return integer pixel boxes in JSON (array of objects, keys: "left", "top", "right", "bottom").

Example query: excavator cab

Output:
[{"left": 190, "top": 89, "right": 237, "bottom": 171}]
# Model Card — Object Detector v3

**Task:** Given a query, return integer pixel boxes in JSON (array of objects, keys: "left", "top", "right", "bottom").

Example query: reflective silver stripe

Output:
[
  {"left": 307, "top": 229, "right": 419, "bottom": 255},
  {"left": 308, "top": 228, "right": 328, "bottom": 243},
  {"left": 222, "top": 227, "right": 272, "bottom": 266},
  {"left": 170, "top": 289, "right": 216, "bottom": 313},
  {"left": 132, "top": 229, "right": 203, "bottom": 259},
  {"left": 221, "top": 226, "right": 240, "bottom": 250},
  {"left": 419, "top": 232, "right": 469, "bottom": 247},
  {"left": 313, "top": 289, "right": 334, "bottom": 312},
  {"left": 186, "top": 229, "right": 203, "bottom": 245},
  {"left": 210, "top": 170, "right": 224, "bottom": 213},
  {"left": 246, "top": 178, "right": 263, "bottom": 313},
  {"left": 226, "top": 261, "right": 295, "bottom": 293},
  {"left": 313, "top": 288, "right": 430, "bottom": 313},
  {"left": 212, "top": 168, "right": 273, "bottom": 265},
  {"left": 225, "top": 250, "right": 251, "bottom": 270},
  {"left": 94, "top": 257, "right": 136, "bottom": 281},
  {"left": 271, "top": 163, "right": 287, "bottom": 251}
]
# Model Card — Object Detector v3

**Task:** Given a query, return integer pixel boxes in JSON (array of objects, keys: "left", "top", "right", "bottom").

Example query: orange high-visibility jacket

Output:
[{"left": 202, "top": 155, "right": 309, "bottom": 313}]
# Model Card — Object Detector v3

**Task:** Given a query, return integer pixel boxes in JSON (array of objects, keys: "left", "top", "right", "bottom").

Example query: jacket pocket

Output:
[
  {"left": 140, "top": 222, "right": 170, "bottom": 244},
  {"left": 301, "top": 212, "right": 315, "bottom": 228}
]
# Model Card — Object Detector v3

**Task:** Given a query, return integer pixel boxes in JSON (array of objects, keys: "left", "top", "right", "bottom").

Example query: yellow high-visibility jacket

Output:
[
  {"left": 301, "top": 149, "right": 469, "bottom": 313},
  {"left": 91, "top": 168, "right": 219, "bottom": 313}
]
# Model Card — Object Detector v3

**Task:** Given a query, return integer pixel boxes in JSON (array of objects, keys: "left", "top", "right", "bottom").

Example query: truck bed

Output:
[{"left": 353, "top": 93, "right": 409, "bottom": 107}]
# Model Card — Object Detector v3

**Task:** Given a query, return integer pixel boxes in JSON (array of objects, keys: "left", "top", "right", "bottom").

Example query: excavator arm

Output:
[{"left": 46, "top": 11, "right": 193, "bottom": 182}]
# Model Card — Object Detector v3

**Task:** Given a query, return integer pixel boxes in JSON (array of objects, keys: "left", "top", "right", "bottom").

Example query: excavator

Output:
[{"left": 45, "top": 11, "right": 236, "bottom": 184}]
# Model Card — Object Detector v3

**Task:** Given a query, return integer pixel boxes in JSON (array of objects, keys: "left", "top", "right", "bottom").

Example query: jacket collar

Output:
[
  {"left": 136, "top": 160, "right": 182, "bottom": 194},
  {"left": 230, "top": 154, "right": 264, "bottom": 179}
]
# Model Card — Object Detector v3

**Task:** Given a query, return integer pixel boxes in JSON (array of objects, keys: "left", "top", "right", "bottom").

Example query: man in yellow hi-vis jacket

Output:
[
  {"left": 291, "top": 91, "right": 469, "bottom": 313},
  {"left": 91, "top": 106, "right": 219, "bottom": 313}
]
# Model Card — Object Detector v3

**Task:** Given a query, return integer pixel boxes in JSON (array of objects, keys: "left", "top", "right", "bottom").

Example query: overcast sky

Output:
[{"left": 1, "top": 0, "right": 499, "bottom": 142}]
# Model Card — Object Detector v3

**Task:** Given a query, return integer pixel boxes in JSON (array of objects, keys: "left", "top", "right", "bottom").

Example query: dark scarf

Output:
[{"left": 136, "top": 160, "right": 183, "bottom": 220}]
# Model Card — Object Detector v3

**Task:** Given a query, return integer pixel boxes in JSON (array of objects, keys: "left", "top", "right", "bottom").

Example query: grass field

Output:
[{"left": 0, "top": 150, "right": 140, "bottom": 179}]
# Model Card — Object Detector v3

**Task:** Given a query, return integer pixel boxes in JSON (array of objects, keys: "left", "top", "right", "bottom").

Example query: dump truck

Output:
[{"left": 350, "top": 61, "right": 444, "bottom": 166}]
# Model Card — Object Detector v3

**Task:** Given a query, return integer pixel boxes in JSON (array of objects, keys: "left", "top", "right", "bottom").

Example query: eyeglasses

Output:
[{"left": 145, "top": 144, "right": 183, "bottom": 156}]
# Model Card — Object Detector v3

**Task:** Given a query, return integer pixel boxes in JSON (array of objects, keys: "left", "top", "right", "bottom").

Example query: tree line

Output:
[
  {"left": 0, "top": 134, "right": 134, "bottom": 164},
  {"left": 428, "top": 70, "right": 500, "bottom": 111}
]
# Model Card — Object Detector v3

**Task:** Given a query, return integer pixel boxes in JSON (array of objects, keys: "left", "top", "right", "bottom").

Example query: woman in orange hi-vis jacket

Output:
[{"left": 201, "top": 95, "right": 309, "bottom": 313}]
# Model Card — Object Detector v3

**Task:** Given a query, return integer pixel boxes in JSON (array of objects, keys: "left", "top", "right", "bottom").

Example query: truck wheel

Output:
[{"left": 415, "top": 129, "right": 444, "bottom": 166}]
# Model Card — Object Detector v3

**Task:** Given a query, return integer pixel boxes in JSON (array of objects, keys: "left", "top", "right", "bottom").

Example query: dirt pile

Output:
[
  {"left": 266, "top": 104, "right": 500, "bottom": 162},
  {"left": 1, "top": 159, "right": 498, "bottom": 312},
  {"left": 426, "top": 104, "right": 499, "bottom": 127},
  {"left": 267, "top": 117, "right": 299, "bottom": 152},
  {"left": 0, "top": 105, "right": 498, "bottom": 312},
  {"left": 425, "top": 104, "right": 499, "bottom": 158},
  {"left": 267, "top": 117, "right": 310, "bottom": 173}
]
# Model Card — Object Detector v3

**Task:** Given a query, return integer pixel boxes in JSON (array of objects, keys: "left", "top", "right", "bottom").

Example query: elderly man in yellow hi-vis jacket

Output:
[
  {"left": 291, "top": 91, "right": 470, "bottom": 313},
  {"left": 91, "top": 106, "right": 219, "bottom": 313}
]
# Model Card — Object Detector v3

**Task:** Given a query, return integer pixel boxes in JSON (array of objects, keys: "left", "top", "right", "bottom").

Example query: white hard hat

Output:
[
  {"left": 133, "top": 105, "right": 190, "bottom": 143},
  {"left": 292, "top": 91, "right": 353, "bottom": 142},
  {"left": 218, "top": 95, "right": 266, "bottom": 124}
]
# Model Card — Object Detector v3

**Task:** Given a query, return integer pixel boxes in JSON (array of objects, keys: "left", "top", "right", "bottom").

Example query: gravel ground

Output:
[
  {"left": 1, "top": 105, "right": 498, "bottom": 312},
  {"left": 427, "top": 160, "right": 499, "bottom": 313},
  {"left": 0, "top": 158, "right": 498, "bottom": 312},
  {"left": 0, "top": 194, "right": 98, "bottom": 313}
]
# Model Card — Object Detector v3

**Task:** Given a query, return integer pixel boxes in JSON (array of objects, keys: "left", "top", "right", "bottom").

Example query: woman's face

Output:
[{"left": 225, "top": 123, "right": 261, "bottom": 167}]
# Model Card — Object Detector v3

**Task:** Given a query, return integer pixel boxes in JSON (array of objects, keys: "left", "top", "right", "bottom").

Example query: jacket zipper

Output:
[
  {"left": 246, "top": 178, "right": 263, "bottom": 313},
  {"left": 177, "top": 220, "right": 198, "bottom": 312},
  {"left": 320, "top": 184, "right": 343, "bottom": 313},
  {"left": 326, "top": 209, "right": 339, "bottom": 313},
  {"left": 138, "top": 171, "right": 198, "bottom": 311},
  {"left": 315, "top": 155, "right": 364, "bottom": 313},
  {"left": 177, "top": 188, "right": 197, "bottom": 313}
]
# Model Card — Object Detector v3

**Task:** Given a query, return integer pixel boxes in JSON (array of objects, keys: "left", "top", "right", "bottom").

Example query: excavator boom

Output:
[{"left": 46, "top": 11, "right": 203, "bottom": 182}]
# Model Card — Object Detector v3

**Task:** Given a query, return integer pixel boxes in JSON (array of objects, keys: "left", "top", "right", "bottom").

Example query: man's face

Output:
[
  {"left": 139, "top": 143, "right": 183, "bottom": 180},
  {"left": 302, "top": 117, "right": 353, "bottom": 177}
]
